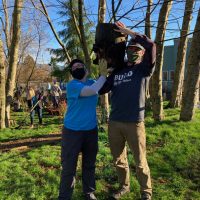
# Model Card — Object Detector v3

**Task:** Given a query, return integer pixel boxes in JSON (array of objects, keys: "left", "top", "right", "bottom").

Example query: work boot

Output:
[
  {"left": 112, "top": 186, "right": 130, "bottom": 199},
  {"left": 84, "top": 193, "right": 97, "bottom": 200},
  {"left": 141, "top": 192, "right": 152, "bottom": 200}
]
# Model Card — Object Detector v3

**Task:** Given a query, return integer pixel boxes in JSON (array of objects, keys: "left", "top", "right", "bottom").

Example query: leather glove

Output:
[{"left": 99, "top": 59, "right": 107, "bottom": 76}]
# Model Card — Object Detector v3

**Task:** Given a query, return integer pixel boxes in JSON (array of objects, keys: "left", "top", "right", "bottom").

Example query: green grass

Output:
[
  {"left": 0, "top": 108, "right": 200, "bottom": 199},
  {"left": 0, "top": 111, "right": 62, "bottom": 142}
]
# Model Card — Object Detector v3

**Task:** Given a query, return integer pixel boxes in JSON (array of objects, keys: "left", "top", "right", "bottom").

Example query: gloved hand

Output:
[{"left": 99, "top": 58, "right": 107, "bottom": 76}]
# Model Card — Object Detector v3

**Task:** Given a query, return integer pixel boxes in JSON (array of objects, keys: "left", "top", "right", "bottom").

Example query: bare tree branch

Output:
[
  {"left": 131, "top": 0, "right": 161, "bottom": 29},
  {"left": 25, "top": 21, "right": 41, "bottom": 89},
  {"left": 2, "top": 0, "right": 11, "bottom": 57},
  {"left": 68, "top": 0, "right": 82, "bottom": 43},
  {"left": 31, "top": 0, "right": 71, "bottom": 63},
  {"left": 109, "top": 0, "right": 123, "bottom": 23}
]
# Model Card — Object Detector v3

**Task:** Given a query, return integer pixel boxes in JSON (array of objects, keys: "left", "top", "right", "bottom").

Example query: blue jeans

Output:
[
  {"left": 58, "top": 127, "right": 98, "bottom": 200},
  {"left": 30, "top": 107, "right": 42, "bottom": 125}
]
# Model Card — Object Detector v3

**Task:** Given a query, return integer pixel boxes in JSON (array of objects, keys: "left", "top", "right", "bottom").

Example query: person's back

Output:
[
  {"left": 51, "top": 83, "right": 62, "bottom": 108},
  {"left": 27, "top": 87, "right": 35, "bottom": 108},
  {"left": 27, "top": 87, "right": 35, "bottom": 101}
]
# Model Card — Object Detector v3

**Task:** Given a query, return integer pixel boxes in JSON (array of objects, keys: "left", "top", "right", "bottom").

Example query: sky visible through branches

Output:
[
  {"left": 1, "top": 0, "right": 199, "bottom": 64},
  {"left": 42, "top": 0, "right": 200, "bottom": 64}
]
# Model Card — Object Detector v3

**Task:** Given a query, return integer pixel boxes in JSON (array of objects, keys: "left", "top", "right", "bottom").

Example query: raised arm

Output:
[
  {"left": 80, "top": 59, "right": 108, "bottom": 96},
  {"left": 98, "top": 75, "right": 114, "bottom": 95},
  {"left": 115, "top": 21, "right": 156, "bottom": 75},
  {"left": 132, "top": 33, "right": 156, "bottom": 67}
]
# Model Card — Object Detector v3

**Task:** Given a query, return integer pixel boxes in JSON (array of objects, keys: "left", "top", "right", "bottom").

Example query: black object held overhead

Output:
[
  {"left": 95, "top": 23, "right": 126, "bottom": 46},
  {"left": 93, "top": 23, "right": 127, "bottom": 69}
]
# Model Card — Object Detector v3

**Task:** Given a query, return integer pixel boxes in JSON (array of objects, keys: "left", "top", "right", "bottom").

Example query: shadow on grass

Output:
[
  {"left": 0, "top": 145, "right": 118, "bottom": 200},
  {"left": 12, "top": 110, "right": 63, "bottom": 127},
  {"left": 0, "top": 142, "right": 61, "bottom": 163},
  {"left": 0, "top": 134, "right": 61, "bottom": 152},
  {"left": 145, "top": 118, "right": 180, "bottom": 128}
]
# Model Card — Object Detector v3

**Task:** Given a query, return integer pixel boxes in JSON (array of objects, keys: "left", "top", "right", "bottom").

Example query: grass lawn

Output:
[{"left": 0, "top": 108, "right": 200, "bottom": 200}]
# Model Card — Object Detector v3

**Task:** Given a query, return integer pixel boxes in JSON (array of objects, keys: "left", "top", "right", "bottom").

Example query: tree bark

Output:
[
  {"left": 2, "top": 0, "right": 11, "bottom": 58},
  {"left": 5, "top": 0, "right": 24, "bottom": 127},
  {"left": 98, "top": 0, "right": 109, "bottom": 123},
  {"left": 195, "top": 79, "right": 200, "bottom": 105},
  {"left": 0, "top": 39, "right": 6, "bottom": 129},
  {"left": 170, "top": 0, "right": 194, "bottom": 108},
  {"left": 98, "top": 0, "right": 106, "bottom": 24},
  {"left": 78, "top": 0, "right": 91, "bottom": 73},
  {"left": 152, "top": 0, "right": 173, "bottom": 121},
  {"left": 180, "top": 9, "right": 200, "bottom": 121},
  {"left": 145, "top": 0, "right": 153, "bottom": 109},
  {"left": 145, "top": 0, "right": 153, "bottom": 38}
]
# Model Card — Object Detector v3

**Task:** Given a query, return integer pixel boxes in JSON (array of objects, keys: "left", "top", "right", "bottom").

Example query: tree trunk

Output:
[
  {"left": 78, "top": 0, "right": 91, "bottom": 73},
  {"left": 100, "top": 92, "right": 109, "bottom": 123},
  {"left": 152, "top": 0, "right": 173, "bottom": 121},
  {"left": 145, "top": 0, "right": 153, "bottom": 38},
  {"left": 5, "top": 0, "right": 24, "bottom": 127},
  {"left": 180, "top": 9, "right": 200, "bottom": 121},
  {"left": 195, "top": 79, "right": 200, "bottom": 106},
  {"left": 98, "top": 0, "right": 106, "bottom": 23},
  {"left": 0, "top": 39, "right": 6, "bottom": 129},
  {"left": 2, "top": 0, "right": 11, "bottom": 58},
  {"left": 145, "top": 0, "right": 153, "bottom": 109},
  {"left": 68, "top": 0, "right": 91, "bottom": 71},
  {"left": 199, "top": 81, "right": 200, "bottom": 103},
  {"left": 170, "top": 0, "right": 194, "bottom": 108},
  {"left": 98, "top": 0, "right": 109, "bottom": 123}
]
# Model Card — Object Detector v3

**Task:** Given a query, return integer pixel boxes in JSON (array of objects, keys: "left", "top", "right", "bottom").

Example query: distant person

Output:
[
  {"left": 47, "top": 82, "right": 51, "bottom": 97},
  {"left": 13, "top": 86, "right": 23, "bottom": 112},
  {"left": 27, "top": 86, "right": 43, "bottom": 128},
  {"left": 60, "top": 82, "right": 66, "bottom": 90},
  {"left": 41, "top": 88, "right": 49, "bottom": 107},
  {"left": 13, "top": 99, "right": 21, "bottom": 112},
  {"left": 58, "top": 58, "right": 107, "bottom": 200},
  {"left": 99, "top": 21, "right": 156, "bottom": 200},
  {"left": 51, "top": 81, "right": 62, "bottom": 108},
  {"left": 47, "top": 82, "right": 51, "bottom": 92}
]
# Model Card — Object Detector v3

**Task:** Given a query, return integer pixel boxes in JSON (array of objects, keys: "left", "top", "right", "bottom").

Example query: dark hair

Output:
[{"left": 68, "top": 59, "right": 84, "bottom": 73}]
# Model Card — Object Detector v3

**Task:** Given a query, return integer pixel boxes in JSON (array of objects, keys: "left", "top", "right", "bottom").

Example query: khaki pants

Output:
[{"left": 108, "top": 121, "right": 152, "bottom": 195}]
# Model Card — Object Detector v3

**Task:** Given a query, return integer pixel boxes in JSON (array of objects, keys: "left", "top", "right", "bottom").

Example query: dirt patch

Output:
[{"left": 0, "top": 133, "right": 61, "bottom": 152}]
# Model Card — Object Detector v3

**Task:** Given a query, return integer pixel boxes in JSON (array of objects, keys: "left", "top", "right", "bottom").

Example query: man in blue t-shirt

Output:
[
  {"left": 58, "top": 58, "right": 107, "bottom": 200},
  {"left": 99, "top": 21, "right": 156, "bottom": 200}
]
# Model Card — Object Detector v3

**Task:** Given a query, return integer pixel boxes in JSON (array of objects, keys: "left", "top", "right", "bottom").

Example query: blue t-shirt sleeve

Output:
[
  {"left": 67, "top": 81, "right": 85, "bottom": 99},
  {"left": 87, "top": 79, "right": 95, "bottom": 84}
]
